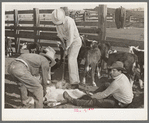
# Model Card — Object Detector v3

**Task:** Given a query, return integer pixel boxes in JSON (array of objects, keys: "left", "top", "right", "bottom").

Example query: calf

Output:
[
  {"left": 21, "top": 42, "right": 42, "bottom": 54},
  {"left": 5, "top": 37, "right": 13, "bottom": 57},
  {"left": 82, "top": 42, "right": 102, "bottom": 86},
  {"left": 78, "top": 35, "right": 98, "bottom": 66},
  {"left": 79, "top": 35, "right": 111, "bottom": 86},
  {"left": 129, "top": 46, "right": 144, "bottom": 89},
  {"left": 103, "top": 52, "right": 139, "bottom": 87}
]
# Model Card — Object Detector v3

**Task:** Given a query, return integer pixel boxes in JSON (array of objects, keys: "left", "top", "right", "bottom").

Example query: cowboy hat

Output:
[
  {"left": 40, "top": 46, "right": 56, "bottom": 67},
  {"left": 108, "top": 61, "right": 126, "bottom": 71},
  {"left": 51, "top": 9, "right": 65, "bottom": 25}
]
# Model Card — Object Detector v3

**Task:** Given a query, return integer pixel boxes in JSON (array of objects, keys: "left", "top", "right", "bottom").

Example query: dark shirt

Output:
[{"left": 18, "top": 53, "right": 50, "bottom": 96}]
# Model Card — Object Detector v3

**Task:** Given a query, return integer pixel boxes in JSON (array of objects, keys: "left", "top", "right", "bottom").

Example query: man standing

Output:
[
  {"left": 63, "top": 61, "right": 134, "bottom": 108},
  {"left": 8, "top": 46, "right": 56, "bottom": 108},
  {"left": 51, "top": 8, "right": 82, "bottom": 89}
]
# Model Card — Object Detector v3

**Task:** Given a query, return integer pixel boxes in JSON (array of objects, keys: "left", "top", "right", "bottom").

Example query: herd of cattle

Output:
[{"left": 5, "top": 36, "right": 144, "bottom": 89}]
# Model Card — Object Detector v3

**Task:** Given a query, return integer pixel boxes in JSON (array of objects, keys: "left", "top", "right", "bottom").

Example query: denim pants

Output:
[
  {"left": 68, "top": 37, "right": 82, "bottom": 84},
  {"left": 72, "top": 82, "right": 119, "bottom": 108},
  {"left": 8, "top": 60, "right": 43, "bottom": 108}
]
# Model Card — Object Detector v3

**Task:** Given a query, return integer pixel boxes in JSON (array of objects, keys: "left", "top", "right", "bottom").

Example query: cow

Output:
[
  {"left": 79, "top": 35, "right": 111, "bottom": 86},
  {"left": 78, "top": 35, "right": 98, "bottom": 67},
  {"left": 21, "top": 42, "right": 42, "bottom": 54},
  {"left": 103, "top": 52, "right": 140, "bottom": 88},
  {"left": 129, "top": 46, "right": 144, "bottom": 89},
  {"left": 5, "top": 37, "right": 13, "bottom": 57},
  {"left": 82, "top": 42, "right": 102, "bottom": 86}
]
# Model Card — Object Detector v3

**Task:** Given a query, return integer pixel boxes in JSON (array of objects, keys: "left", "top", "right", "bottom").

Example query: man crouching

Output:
[{"left": 8, "top": 46, "right": 56, "bottom": 108}]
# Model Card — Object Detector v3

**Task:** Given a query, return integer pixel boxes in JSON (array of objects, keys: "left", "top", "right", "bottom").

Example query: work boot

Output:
[
  {"left": 71, "top": 84, "right": 79, "bottom": 89},
  {"left": 63, "top": 91, "right": 75, "bottom": 104},
  {"left": 18, "top": 97, "right": 34, "bottom": 109}
]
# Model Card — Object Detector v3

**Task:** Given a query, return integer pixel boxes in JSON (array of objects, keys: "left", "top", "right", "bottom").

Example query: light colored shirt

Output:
[
  {"left": 91, "top": 73, "right": 134, "bottom": 104},
  {"left": 56, "top": 16, "right": 80, "bottom": 49}
]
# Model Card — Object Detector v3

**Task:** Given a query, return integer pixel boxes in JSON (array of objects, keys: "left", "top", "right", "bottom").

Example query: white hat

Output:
[
  {"left": 40, "top": 46, "right": 56, "bottom": 67},
  {"left": 51, "top": 9, "right": 65, "bottom": 25}
]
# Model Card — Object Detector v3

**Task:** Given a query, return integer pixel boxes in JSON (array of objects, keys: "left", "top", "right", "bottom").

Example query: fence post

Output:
[
  {"left": 33, "top": 8, "right": 40, "bottom": 43},
  {"left": 83, "top": 11, "right": 87, "bottom": 22},
  {"left": 14, "top": 9, "right": 19, "bottom": 53},
  {"left": 98, "top": 5, "right": 107, "bottom": 41}
]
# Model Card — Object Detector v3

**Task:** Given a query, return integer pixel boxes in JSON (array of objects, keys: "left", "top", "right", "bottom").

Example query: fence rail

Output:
[{"left": 5, "top": 5, "right": 144, "bottom": 55}]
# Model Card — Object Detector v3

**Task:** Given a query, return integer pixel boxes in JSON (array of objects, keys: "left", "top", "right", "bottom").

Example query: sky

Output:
[{"left": 3, "top": 2, "right": 146, "bottom": 11}]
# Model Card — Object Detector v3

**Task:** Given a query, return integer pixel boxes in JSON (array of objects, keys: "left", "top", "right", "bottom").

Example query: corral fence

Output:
[{"left": 5, "top": 5, "right": 144, "bottom": 56}]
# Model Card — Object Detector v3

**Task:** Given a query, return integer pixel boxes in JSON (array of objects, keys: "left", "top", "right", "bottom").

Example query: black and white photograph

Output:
[{"left": 2, "top": 2, "right": 148, "bottom": 121}]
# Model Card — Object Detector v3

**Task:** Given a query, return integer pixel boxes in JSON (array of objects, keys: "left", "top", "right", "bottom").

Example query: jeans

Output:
[
  {"left": 8, "top": 60, "right": 43, "bottom": 108},
  {"left": 67, "top": 37, "right": 82, "bottom": 84},
  {"left": 72, "top": 82, "right": 119, "bottom": 108}
]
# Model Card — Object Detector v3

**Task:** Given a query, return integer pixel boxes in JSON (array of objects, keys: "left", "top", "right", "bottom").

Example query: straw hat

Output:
[
  {"left": 51, "top": 9, "right": 65, "bottom": 25},
  {"left": 108, "top": 61, "right": 126, "bottom": 71},
  {"left": 40, "top": 46, "right": 56, "bottom": 67}
]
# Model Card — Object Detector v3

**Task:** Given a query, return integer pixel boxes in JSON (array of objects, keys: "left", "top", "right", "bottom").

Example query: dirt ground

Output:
[{"left": 4, "top": 47, "right": 144, "bottom": 109}]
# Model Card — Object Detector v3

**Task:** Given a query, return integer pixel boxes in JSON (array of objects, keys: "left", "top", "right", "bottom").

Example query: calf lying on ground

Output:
[
  {"left": 103, "top": 52, "right": 139, "bottom": 87},
  {"left": 44, "top": 80, "right": 86, "bottom": 107},
  {"left": 5, "top": 37, "right": 13, "bottom": 57},
  {"left": 129, "top": 46, "right": 144, "bottom": 89},
  {"left": 21, "top": 42, "right": 42, "bottom": 54}
]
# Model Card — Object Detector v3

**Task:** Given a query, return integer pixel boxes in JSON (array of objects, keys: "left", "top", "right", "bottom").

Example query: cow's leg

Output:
[
  {"left": 130, "top": 77, "right": 134, "bottom": 87},
  {"left": 134, "top": 67, "right": 144, "bottom": 89},
  {"left": 82, "top": 59, "right": 89, "bottom": 84},
  {"left": 97, "top": 61, "right": 102, "bottom": 79},
  {"left": 82, "top": 69, "right": 87, "bottom": 85},
  {"left": 6, "top": 48, "right": 9, "bottom": 57},
  {"left": 82, "top": 62, "right": 88, "bottom": 85},
  {"left": 91, "top": 63, "right": 97, "bottom": 86},
  {"left": 139, "top": 79, "right": 144, "bottom": 89}
]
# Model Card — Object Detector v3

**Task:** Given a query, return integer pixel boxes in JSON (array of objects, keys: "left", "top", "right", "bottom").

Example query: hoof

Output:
[{"left": 92, "top": 82, "right": 97, "bottom": 86}]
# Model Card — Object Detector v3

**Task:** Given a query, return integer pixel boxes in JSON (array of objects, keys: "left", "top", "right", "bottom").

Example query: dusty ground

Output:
[
  {"left": 4, "top": 48, "right": 144, "bottom": 109},
  {"left": 4, "top": 27, "right": 145, "bottom": 108}
]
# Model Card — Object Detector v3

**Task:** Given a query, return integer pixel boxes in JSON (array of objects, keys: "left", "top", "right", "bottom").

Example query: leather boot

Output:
[
  {"left": 63, "top": 91, "right": 75, "bottom": 104},
  {"left": 71, "top": 84, "right": 79, "bottom": 89}
]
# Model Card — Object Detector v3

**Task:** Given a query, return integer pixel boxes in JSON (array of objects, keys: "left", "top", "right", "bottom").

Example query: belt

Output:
[
  {"left": 15, "top": 58, "right": 29, "bottom": 70},
  {"left": 109, "top": 96, "right": 130, "bottom": 108}
]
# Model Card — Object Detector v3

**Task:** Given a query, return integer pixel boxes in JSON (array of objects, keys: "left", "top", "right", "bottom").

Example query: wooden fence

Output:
[
  {"left": 5, "top": 5, "right": 107, "bottom": 54},
  {"left": 5, "top": 5, "right": 144, "bottom": 55}
]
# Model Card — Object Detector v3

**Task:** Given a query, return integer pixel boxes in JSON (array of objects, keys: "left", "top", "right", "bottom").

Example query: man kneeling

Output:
[
  {"left": 63, "top": 61, "right": 134, "bottom": 108},
  {"left": 8, "top": 46, "right": 56, "bottom": 108}
]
